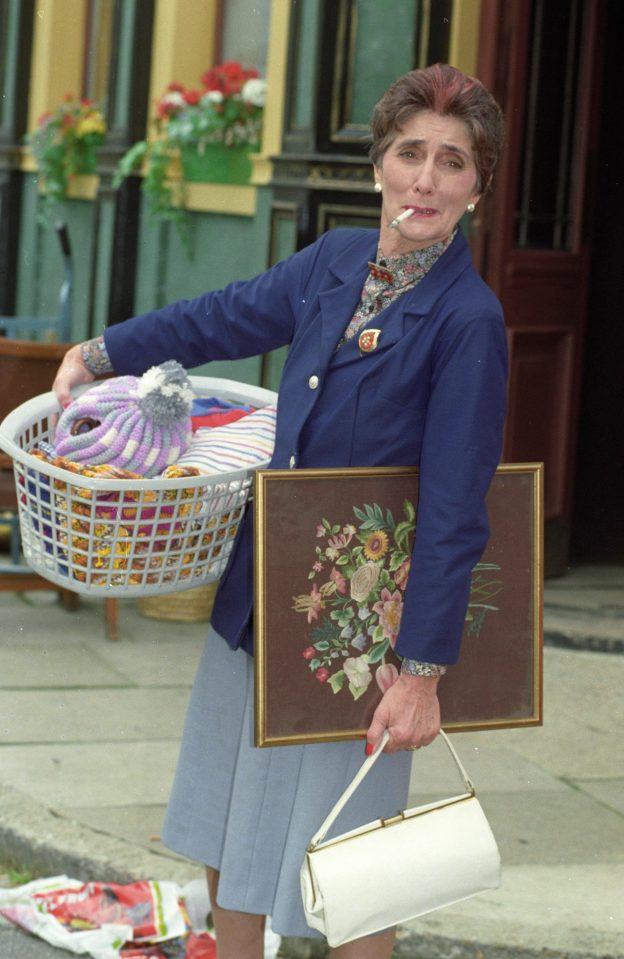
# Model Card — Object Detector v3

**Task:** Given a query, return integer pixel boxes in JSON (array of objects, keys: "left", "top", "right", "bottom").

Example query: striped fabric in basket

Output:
[{"left": 178, "top": 404, "right": 277, "bottom": 475}]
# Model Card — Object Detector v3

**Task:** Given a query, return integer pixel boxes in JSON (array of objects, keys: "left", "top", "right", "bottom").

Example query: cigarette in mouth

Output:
[{"left": 390, "top": 208, "right": 414, "bottom": 229}]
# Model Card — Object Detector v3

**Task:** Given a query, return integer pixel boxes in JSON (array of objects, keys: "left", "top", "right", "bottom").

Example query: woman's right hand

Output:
[
  {"left": 365, "top": 672, "right": 441, "bottom": 754},
  {"left": 53, "top": 343, "right": 96, "bottom": 409}
]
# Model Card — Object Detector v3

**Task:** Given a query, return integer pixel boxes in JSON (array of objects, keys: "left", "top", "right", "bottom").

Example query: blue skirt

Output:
[{"left": 161, "top": 625, "right": 412, "bottom": 938}]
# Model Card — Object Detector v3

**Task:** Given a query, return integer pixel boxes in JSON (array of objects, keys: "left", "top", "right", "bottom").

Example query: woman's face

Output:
[{"left": 374, "top": 110, "right": 481, "bottom": 256}]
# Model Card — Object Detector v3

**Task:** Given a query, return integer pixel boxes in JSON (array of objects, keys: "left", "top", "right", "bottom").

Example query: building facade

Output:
[{"left": 0, "top": 0, "right": 621, "bottom": 571}]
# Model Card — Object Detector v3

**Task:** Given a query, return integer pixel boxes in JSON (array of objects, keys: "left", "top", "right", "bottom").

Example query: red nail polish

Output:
[{"left": 365, "top": 743, "right": 373, "bottom": 756}]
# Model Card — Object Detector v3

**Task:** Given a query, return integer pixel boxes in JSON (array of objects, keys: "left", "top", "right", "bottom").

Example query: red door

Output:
[{"left": 472, "top": 0, "right": 604, "bottom": 574}]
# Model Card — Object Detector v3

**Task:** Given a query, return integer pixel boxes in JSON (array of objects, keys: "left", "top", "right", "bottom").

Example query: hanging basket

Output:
[
  {"left": 73, "top": 147, "right": 98, "bottom": 175},
  {"left": 181, "top": 143, "right": 254, "bottom": 185}
]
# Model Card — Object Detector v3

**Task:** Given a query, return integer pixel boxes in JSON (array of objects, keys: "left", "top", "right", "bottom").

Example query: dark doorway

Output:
[{"left": 571, "top": 0, "right": 624, "bottom": 563}]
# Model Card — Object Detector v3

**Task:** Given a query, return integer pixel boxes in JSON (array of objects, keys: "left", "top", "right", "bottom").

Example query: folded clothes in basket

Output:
[
  {"left": 23, "top": 451, "right": 209, "bottom": 585},
  {"left": 190, "top": 396, "right": 255, "bottom": 429},
  {"left": 179, "top": 405, "right": 277, "bottom": 474},
  {"left": 26, "top": 453, "right": 202, "bottom": 531}
]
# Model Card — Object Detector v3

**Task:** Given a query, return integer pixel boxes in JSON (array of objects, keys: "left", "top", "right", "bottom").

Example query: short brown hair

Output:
[{"left": 369, "top": 63, "right": 505, "bottom": 193}]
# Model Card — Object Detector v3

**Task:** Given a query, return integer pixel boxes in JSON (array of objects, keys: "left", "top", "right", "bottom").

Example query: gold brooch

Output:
[{"left": 359, "top": 329, "right": 381, "bottom": 353}]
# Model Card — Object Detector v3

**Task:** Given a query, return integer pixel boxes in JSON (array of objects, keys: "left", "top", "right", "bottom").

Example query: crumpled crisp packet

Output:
[{"left": 0, "top": 875, "right": 281, "bottom": 958}]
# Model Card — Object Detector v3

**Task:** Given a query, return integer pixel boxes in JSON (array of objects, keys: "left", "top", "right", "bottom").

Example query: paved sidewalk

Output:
[{"left": 0, "top": 565, "right": 622, "bottom": 958}]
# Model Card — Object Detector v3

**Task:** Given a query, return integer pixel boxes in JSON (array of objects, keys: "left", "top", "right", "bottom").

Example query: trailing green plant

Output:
[
  {"left": 113, "top": 137, "right": 188, "bottom": 245},
  {"left": 29, "top": 94, "right": 106, "bottom": 223}
]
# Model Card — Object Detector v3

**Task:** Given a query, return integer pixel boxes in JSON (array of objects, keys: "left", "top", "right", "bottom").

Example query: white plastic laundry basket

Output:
[{"left": 0, "top": 376, "right": 277, "bottom": 597}]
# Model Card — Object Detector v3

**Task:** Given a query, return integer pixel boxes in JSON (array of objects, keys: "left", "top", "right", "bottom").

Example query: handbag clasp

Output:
[{"left": 381, "top": 810, "right": 405, "bottom": 827}]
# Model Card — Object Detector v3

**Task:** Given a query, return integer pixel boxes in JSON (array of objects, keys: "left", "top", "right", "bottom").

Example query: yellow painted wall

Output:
[
  {"left": 252, "top": 0, "right": 291, "bottom": 182},
  {"left": 448, "top": 0, "right": 481, "bottom": 76},
  {"left": 148, "top": 0, "right": 219, "bottom": 131},
  {"left": 28, "top": 0, "right": 87, "bottom": 131}
]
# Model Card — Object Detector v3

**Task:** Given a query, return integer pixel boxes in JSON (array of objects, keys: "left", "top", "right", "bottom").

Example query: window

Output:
[
  {"left": 217, "top": 0, "right": 271, "bottom": 75},
  {"left": 515, "top": 0, "right": 584, "bottom": 249}
]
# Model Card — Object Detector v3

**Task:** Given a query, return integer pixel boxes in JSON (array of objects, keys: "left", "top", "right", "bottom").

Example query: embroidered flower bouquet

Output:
[
  {"left": 292, "top": 499, "right": 416, "bottom": 702},
  {"left": 292, "top": 499, "right": 503, "bottom": 702}
]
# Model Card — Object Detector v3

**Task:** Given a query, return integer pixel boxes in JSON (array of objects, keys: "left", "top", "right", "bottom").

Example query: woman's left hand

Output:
[
  {"left": 53, "top": 343, "right": 96, "bottom": 409},
  {"left": 365, "top": 672, "right": 441, "bottom": 753}
]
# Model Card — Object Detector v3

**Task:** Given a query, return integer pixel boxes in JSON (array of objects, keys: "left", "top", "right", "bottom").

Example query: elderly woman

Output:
[{"left": 54, "top": 64, "right": 506, "bottom": 959}]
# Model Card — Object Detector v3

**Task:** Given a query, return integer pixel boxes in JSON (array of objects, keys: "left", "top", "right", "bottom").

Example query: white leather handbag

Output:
[{"left": 300, "top": 729, "right": 501, "bottom": 947}]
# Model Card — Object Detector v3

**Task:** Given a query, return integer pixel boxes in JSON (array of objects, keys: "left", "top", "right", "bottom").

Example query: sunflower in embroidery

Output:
[{"left": 363, "top": 530, "right": 389, "bottom": 560}]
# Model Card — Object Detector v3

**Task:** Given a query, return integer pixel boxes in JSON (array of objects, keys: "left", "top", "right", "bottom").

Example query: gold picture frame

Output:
[{"left": 255, "top": 463, "right": 543, "bottom": 747}]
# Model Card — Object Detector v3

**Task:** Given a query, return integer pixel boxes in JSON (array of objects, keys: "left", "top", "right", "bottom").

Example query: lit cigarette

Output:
[{"left": 390, "top": 208, "right": 414, "bottom": 229}]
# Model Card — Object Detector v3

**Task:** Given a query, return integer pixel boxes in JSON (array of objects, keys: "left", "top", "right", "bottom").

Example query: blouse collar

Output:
[{"left": 375, "top": 229, "right": 458, "bottom": 290}]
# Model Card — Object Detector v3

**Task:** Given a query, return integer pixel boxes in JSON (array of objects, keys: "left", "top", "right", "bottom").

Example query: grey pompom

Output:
[{"left": 136, "top": 360, "right": 194, "bottom": 426}]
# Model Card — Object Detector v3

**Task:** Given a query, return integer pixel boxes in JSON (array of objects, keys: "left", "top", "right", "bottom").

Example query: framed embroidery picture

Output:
[{"left": 254, "top": 463, "right": 543, "bottom": 747}]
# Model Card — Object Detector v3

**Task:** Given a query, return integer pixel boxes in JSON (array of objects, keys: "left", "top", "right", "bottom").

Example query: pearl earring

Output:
[
  {"left": 374, "top": 182, "right": 382, "bottom": 194},
  {"left": 466, "top": 202, "right": 476, "bottom": 213}
]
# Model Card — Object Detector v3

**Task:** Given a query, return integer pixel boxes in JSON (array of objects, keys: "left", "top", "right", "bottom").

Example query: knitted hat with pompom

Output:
[{"left": 54, "top": 360, "right": 194, "bottom": 477}]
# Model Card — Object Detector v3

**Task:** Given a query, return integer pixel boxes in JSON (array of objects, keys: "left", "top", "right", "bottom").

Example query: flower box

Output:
[
  {"left": 113, "top": 61, "right": 266, "bottom": 252},
  {"left": 181, "top": 143, "right": 254, "bottom": 185}
]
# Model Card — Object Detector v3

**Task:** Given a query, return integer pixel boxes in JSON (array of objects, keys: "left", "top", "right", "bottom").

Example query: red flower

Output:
[
  {"left": 183, "top": 89, "right": 201, "bottom": 105},
  {"left": 303, "top": 646, "right": 316, "bottom": 660},
  {"left": 220, "top": 61, "right": 246, "bottom": 93},
  {"left": 201, "top": 61, "right": 259, "bottom": 98},
  {"left": 315, "top": 667, "right": 330, "bottom": 683},
  {"left": 201, "top": 67, "right": 223, "bottom": 92}
]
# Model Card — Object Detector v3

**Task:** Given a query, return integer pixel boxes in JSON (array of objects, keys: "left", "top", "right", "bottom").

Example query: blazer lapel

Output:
[
  {"left": 315, "top": 233, "right": 377, "bottom": 362},
  {"left": 399, "top": 228, "right": 474, "bottom": 320}
]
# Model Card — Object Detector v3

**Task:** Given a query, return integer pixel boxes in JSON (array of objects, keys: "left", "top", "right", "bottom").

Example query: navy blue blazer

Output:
[{"left": 104, "top": 228, "right": 508, "bottom": 665}]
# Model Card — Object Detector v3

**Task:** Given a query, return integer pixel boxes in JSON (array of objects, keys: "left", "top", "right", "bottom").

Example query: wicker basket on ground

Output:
[{"left": 138, "top": 581, "right": 218, "bottom": 622}]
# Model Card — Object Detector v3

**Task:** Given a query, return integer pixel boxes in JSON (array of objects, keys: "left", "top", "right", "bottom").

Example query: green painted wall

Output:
[
  {"left": 132, "top": 186, "right": 276, "bottom": 387},
  {"left": 15, "top": 176, "right": 99, "bottom": 343},
  {"left": 13, "top": 173, "right": 284, "bottom": 394}
]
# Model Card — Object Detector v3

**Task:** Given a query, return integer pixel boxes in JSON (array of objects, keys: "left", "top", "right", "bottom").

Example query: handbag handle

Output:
[{"left": 308, "top": 729, "right": 475, "bottom": 850}]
